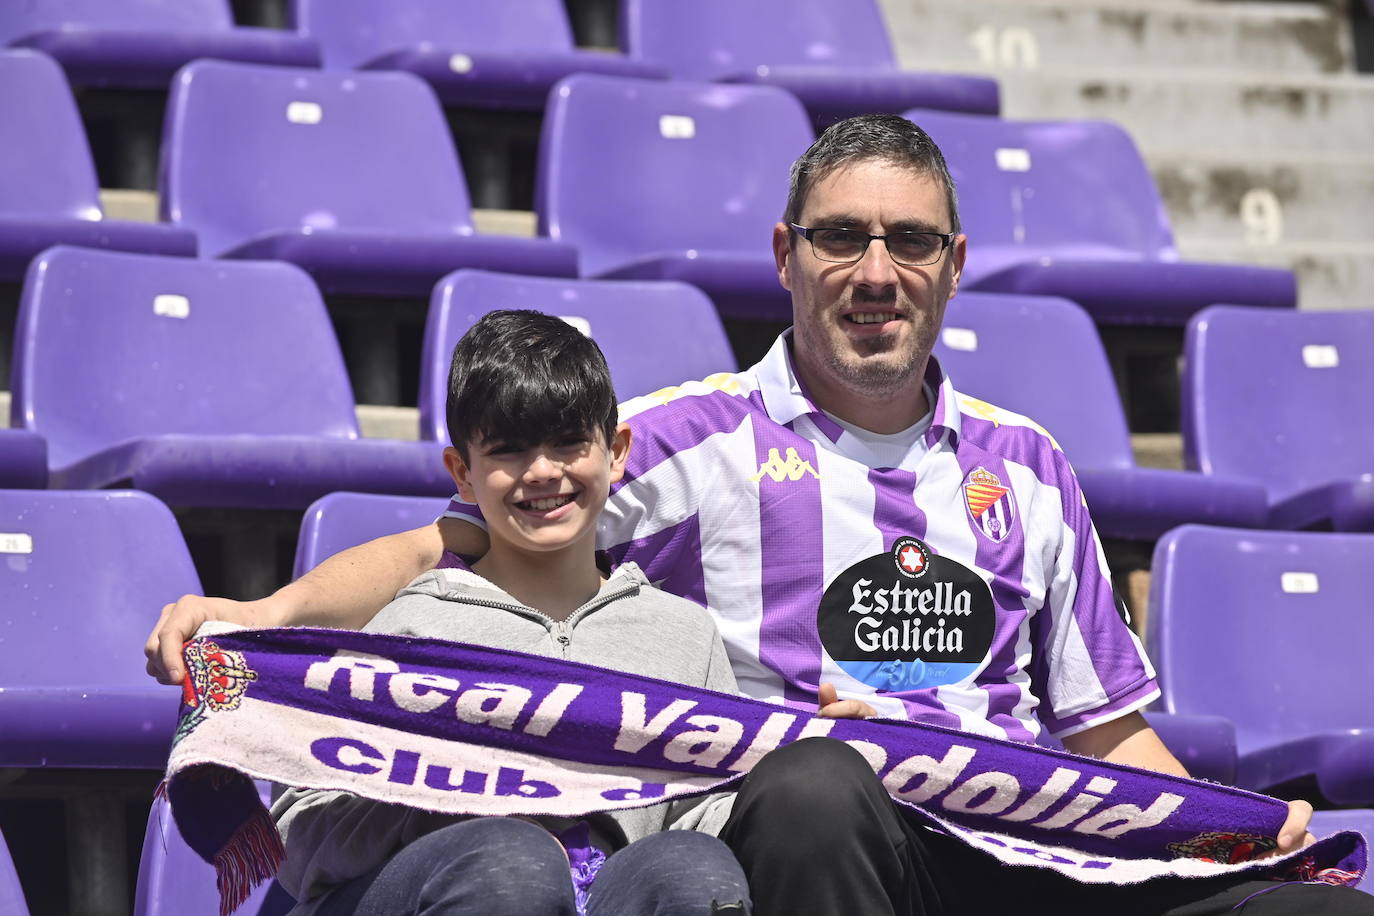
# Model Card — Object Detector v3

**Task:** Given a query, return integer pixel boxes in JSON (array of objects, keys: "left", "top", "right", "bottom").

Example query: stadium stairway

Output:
[{"left": 879, "top": 0, "right": 1374, "bottom": 314}]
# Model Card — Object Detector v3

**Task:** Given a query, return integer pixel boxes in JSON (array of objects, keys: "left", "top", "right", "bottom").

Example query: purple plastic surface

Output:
[
  {"left": 13, "top": 247, "right": 452, "bottom": 507},
  {"left": 0, "top": 828, "right": 26, "bottom": 916},
  {"left": 295, "top": 0, "right": 663, "bottom": 110},
  {"left": 622, "top": 0, "right": 998, "bottom": 122},
  {"left": 1142, "top": 712, "right": 1237, "bottom": 787},
  {"left": 0, "top": 51, "right": 195, "bottom": 279},
  {"left": 538, "top": 74, "right": 812, "bottom": 320},
  {"left": 293, "top": 491, "right": 452, "bottom": 579},
  {"left": 161, "top": 61, "right": 575, "bottom": 291},
  {"left": 1149, "top": 526, "right": 1374, "bottom": 804},
  {"left": 418, "top": 270, "right": 738, "bottom": 441},
  {"left": 0, "top": 0, "right": 317, "bottom": 88},
  {"left": 0, "top": 430, "right": 47, "bottom": 489},
  {"left": 1184, "top": 306, "right": 1374, "bottom": 531},
  {"left": 135, "top": 782, "right": 294, "bottom": 916},
  {"left": 934, "top": 292, "right": 1266, "bottom": 540},
  {"left": 908, "top": 109, "right": 1296, "bottom": 325},
  {"left": 0, "top": 490, "right": 196, "bottom": 768}
]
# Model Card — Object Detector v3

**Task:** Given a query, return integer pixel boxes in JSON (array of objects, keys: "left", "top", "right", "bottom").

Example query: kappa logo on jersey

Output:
[
  {"left": 963, "top": 466, "right": 1016, "bottom": 543},
  {"left": 751, "top": 447, "right": 820, "bottom": 483}
]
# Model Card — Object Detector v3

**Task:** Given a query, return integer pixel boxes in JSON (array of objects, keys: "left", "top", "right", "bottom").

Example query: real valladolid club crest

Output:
[
  {"left": 173, "top": 640, "right": 258, "bottom": 745},
  {"left": 963, "top": 466, "right": 1016, "bottom": 543}
]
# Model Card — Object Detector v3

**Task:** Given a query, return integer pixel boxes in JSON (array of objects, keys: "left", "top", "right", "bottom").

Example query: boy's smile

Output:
[{"left": 445, "top": 425, "right": 632, "bottom": 563}]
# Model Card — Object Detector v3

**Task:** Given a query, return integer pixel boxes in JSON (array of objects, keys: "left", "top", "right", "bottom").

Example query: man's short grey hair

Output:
[{"left": 783, "top": 114, "right": 960, "bottom": 234}]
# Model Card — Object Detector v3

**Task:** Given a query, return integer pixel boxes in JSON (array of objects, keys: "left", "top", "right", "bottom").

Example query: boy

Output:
[{"left": 271, "top": 310, "right": 750, "bottom": 915}]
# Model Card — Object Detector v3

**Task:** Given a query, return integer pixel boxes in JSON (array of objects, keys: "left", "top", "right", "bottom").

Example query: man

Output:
[{"left": 148, "top": 116, "right": 1352, "bottom": 914}]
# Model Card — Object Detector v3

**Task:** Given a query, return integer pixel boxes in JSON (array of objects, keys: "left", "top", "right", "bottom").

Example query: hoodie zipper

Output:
[{"left": 449, "top": 579, "right": 640, "bottom": 657}]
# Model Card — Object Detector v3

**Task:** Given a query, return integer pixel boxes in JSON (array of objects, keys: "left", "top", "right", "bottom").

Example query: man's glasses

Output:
[{"left": 790, "top": 224, "right": 956, "bottom": 267}]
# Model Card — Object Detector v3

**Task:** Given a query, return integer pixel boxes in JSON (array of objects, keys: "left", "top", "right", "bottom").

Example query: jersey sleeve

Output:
[{"left": 1030, "top": 455, "right": 1161, "bottom": 739}]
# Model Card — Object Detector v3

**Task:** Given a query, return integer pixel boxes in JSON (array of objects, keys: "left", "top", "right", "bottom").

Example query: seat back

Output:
[
  {"left": 294, "top": 491, "right": 453, "bottom": 577},
  {"left": 291, "top": 0, "right": 575, "bottom": 69},
  {"left": 621, "top": 0, "right": 896, "bottom": 80},
  {"left": 418, "top": 270, "right": 738, "bottom": 441},
  {"left": 1148, "top": 525, "right": 1374, "bottom": 741},
  {"left": 0, "top": 50, "right": 103, "bottom": 221},
  {"left": 0, "top": 826, "right": 28, "bottom": 916},
  {"left": 161, "top": 60, "right": 473, "bottom": 256},
  {"left": 935, "top": 292, "right": 1133, "bottom": 470},
  {"left": 0, "top": 0, "right": 231, "bottom": 44},
  {"left": 134, "top": 782, "right": 294, "bottom": 916},
  {"left": 1183, "top": 305, "right": 1374, "bottom": 499},
  {"left": 13, "top": 247, "right": 359, "bottom": 470},
  {"left": 537, "top": 74, "right": 811, "bottom": 277},
  {"left": 0, "top": 490, "right": 202, "bottom": 692},
  {"left": 906, "top": 109, "right": 1177, "bottom": 263}
]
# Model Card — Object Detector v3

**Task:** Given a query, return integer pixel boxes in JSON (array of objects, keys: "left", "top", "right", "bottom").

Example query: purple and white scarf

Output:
[{"left": 164, "top": 628, "right": 1366, "bottom": 915}]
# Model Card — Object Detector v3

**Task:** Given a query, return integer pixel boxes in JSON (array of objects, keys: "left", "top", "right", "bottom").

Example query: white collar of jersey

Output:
[{"left": 756, "top": 329, "right": 963, "bottom": 448}]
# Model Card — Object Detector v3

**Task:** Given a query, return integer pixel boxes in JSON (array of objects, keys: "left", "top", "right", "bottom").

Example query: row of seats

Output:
[
  {"left": 1, "top": 48, "right": 1295, "bottom": 328},
  {"left": 0, "top": 248, "right": 734, "bottom": 510},
  {"left": 1, "top": 246, "right": 1365, "bottom": 537},
  {"left": 0, "top": 488, "right": 1370, "bottom": 911},
  {"left": 0, "top": 0, "right": 997, "bottom": 127}
]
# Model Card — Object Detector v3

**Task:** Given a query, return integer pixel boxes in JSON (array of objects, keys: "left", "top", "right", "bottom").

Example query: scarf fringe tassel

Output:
[{"left": 212, "top": 805, "right": 285, "bottom": 916}]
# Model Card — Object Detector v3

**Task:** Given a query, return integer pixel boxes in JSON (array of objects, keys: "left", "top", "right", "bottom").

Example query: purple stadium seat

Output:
[
  {"left": 135, "top": 781, "right": 294, "bottom": 916},
  {"left": 934, "top": 292, "right": 1266, "bottom": 540},
  {"left": 0, "top": 0, "right": 317, "bottom": 89},
  {"left": 0, "top": 489, "right": 195, "bottom": 768},
  {"left": 417, "top": 270, "right": 738, "bottom": 442},
  {"left": 1309, "top": 810, "right": 1374, "bottom": 894},
  {"left": 294, "top": 491, "right": 452, "bottom": 578},
  {"left": 0, "top": 431, "right": 47, "bottom": 489},
  {"left": 1185, "top": 306, "right": 1374, "bottom": 531},
  {"left": 538, "top": 74, "right": 813, "bottom": 321},
  {"left": 1148, "top": 526, "right": 1374, "bottom": 804},
  {"left": 12, "top": 246, "right": 451, "bottom": 508},
  {"left": 293, "top": 0, "right": 663, "bottom": 109},
  {"left": 0, "top": 50, "right": 195, "bottom": 281},
  {"left": 908, "top": 109, "right": 1296, "bottom": 326},
  {"left": 622, "top": 0, "right": 999, "bottom": 127},
  {"left": 161, "top": 61, "right": 577, "bottom": 297},
  {"left": 0, "top": 828, "right": 27, "bottom": 916}
]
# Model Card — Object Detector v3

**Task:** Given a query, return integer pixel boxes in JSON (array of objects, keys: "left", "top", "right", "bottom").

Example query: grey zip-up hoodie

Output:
[{"left": 272, "top": 561, "right": 738, "bottom": 912}]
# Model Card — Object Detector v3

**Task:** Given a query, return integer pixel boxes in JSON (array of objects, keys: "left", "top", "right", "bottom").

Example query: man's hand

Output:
[
  {"left": 817, "top": 683, "right": 877, "bottom": 719},
  {"left": 145, "top": 595, "right": 288, "bottom": 685},
  {"left": 1255, "top": 800, "right": 1315, "bottom": 860}
]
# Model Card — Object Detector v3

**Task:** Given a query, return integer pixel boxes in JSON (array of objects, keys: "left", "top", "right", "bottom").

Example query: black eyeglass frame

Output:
[{"left": 789, "top": 223, "right": 957, "bottom": 267}]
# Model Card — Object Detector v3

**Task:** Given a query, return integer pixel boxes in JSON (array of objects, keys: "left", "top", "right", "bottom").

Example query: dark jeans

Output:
[
  {"left": 314, "top": 816, "right": 751, "bottom": 915},
  {"left": 720, "top": 737, "right": 1374, "bottom": 916}
]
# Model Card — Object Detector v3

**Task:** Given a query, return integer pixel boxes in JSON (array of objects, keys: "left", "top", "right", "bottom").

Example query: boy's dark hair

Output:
[{"left": 446, "top": 309, "right": 618, "bottom": 461}]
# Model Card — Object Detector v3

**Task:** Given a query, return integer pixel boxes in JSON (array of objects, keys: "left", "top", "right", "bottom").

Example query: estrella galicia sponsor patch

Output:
[
  {"left": 817, "top": 537, "right": 995, "bottom": 691},
  {"left": 963, "top": 466, "right": 1016, "bottom": 543}
]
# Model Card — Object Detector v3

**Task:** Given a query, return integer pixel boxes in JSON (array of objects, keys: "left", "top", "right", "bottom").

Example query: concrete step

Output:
[
  {"left": 1148, "top": 150, "right": 1374, "bottom": 246},
  {"left": 987, "top": 67, "right": 1374, "bottom": 156},
  {"left": 1173, "top": 239, "right": 1374, "bottom": 310},
  {"left": 879, "top": 0, "right": 1353, "bottom": 76}
]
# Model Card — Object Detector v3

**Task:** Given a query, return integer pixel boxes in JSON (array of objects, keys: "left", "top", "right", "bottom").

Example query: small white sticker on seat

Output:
[
  {"left": 1280, "top": 572, "right": 1319, "bottom": 594},
  {"left": 659, "top": 115, "right": 696, "bottom": 139},
  {"left": 0, "top": 533, "right": 33, "bottom": 555},
  {"left": 449, "top": 54, "right": 473, "bottom": 73},
  {"left": 941, "top": 327, "right": 978, "bottom": 352},
  {"left": 559, "top": 315, "right": 593, "bottom": 337},
  {"left": 286, "top": 101, "right": 323, "bottom": 124},
  {"left": 153, "top": 294, "right": 190, "bottom": 319},
  {"left": 1301, "top": 345, "right": 1338, "bottom": 369},
  {"left": 995, "top": 148, "right": 1031, "bottom": 172}
]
